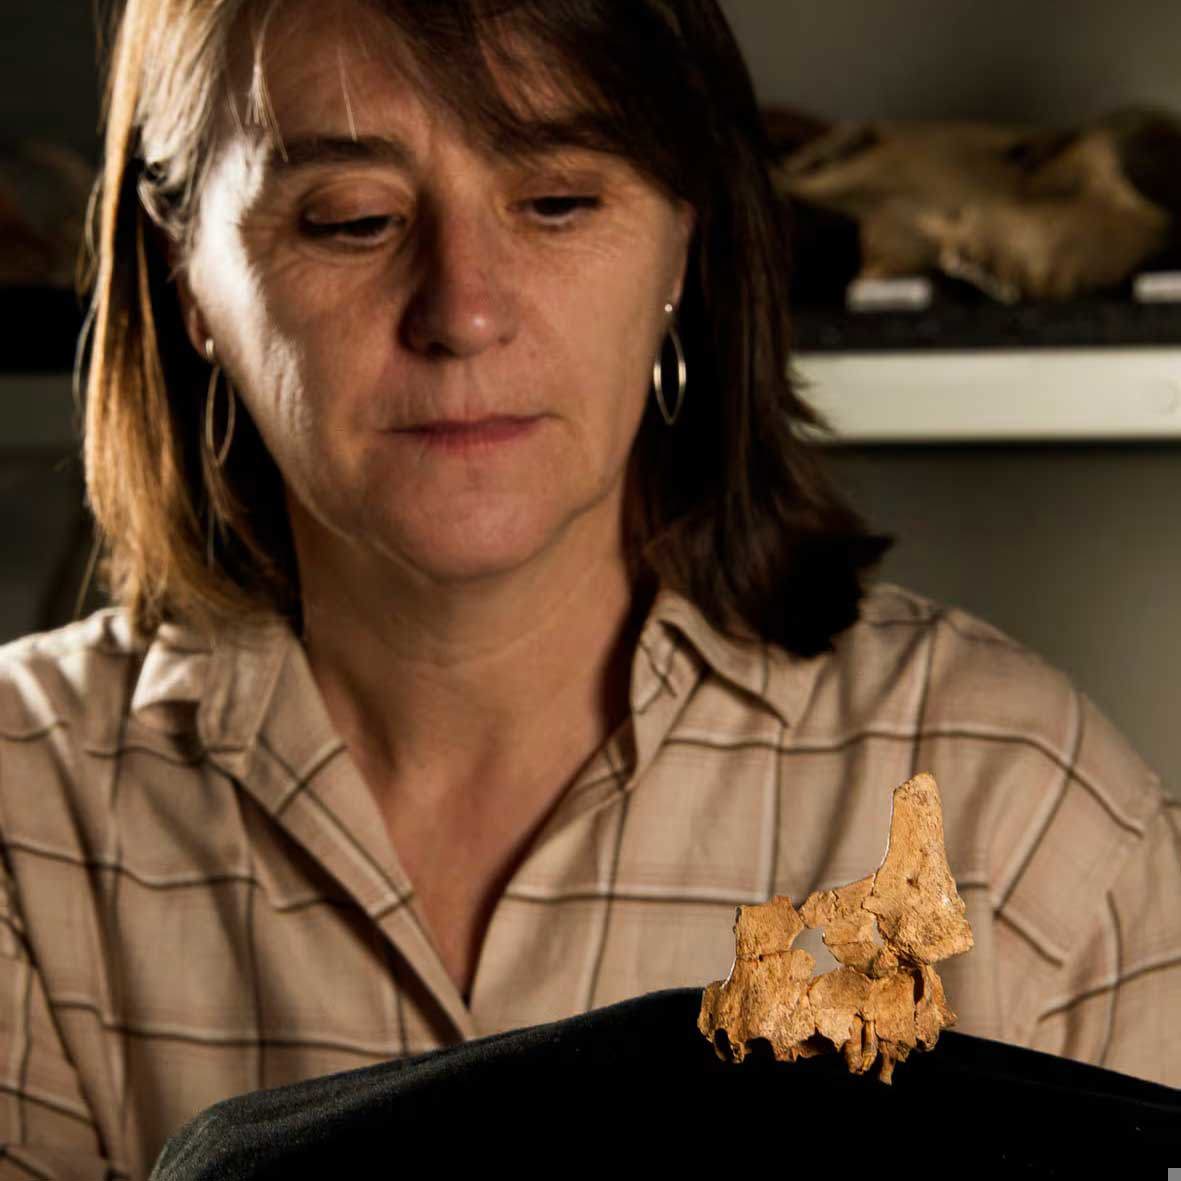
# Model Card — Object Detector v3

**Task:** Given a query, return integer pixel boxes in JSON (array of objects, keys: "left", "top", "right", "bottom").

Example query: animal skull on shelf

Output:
[{"left": 768, "top": 108, "right": 1180, "bottom": 302}]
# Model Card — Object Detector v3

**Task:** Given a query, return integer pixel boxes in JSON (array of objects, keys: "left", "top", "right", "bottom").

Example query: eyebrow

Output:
[
  {"left": 265, "top": 118, "right": 615, "bottom": 176},
  {"left": 267, "top": 135, "right": 417, "bottom": 174}
]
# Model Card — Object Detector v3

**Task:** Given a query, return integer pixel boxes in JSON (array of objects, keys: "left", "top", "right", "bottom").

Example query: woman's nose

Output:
[{"left": 399, "top": 208, "right": 520, "bottom": 359}]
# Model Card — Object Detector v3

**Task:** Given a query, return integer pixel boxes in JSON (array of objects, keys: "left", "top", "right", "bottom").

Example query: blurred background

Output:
[{"left": 1, "top": 0, "right": 1179, "bottom": 796}]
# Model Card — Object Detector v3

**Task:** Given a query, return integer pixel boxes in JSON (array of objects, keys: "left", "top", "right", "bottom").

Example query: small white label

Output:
[
  {"left": 1134, "top": 271, "right": 1181, "bottom": 303},
  {"left": 846, "top": 277, "right": 933, "bottom": 312}
]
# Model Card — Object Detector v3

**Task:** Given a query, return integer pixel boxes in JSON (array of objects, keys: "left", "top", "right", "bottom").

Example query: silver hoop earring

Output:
[
  {"left": 652, "top": 303, "right": 687, "bottom": 427},
  {"left": 203, "top": 339, "right": 237, "bottom": 467}
]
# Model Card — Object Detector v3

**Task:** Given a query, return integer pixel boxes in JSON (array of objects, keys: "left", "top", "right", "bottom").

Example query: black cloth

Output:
[{"left": 150, "top": 987, "right": 1180, "bottom": 1178}]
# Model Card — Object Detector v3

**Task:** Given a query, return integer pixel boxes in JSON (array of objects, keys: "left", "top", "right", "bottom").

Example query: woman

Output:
[{"left": 1, "top": 0, "right": 1177, "bottom": 1174}]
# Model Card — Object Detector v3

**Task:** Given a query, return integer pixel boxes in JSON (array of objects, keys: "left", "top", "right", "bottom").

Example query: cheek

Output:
[
  {"left": 263, "top": 343, "right": 317, "bottom": 457},
  {"left": 564, "top": 344, "right": 655, "bottom": 499},
  {"left": 595, "top": 299, "right": 664, "bottom": 446},
  {"left": 551, "top": 259, "right": 665, "bottom": 402},
  {"left": 205, "top": 267, "right": 377, "bottom": 461}
]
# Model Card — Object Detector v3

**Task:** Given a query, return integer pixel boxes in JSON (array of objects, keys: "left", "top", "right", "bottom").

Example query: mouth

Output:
[
  {"left": 400, "top": 415, "right": 540, "bottom": 434},
  {"left": 392, "top": 414, "right": 546, "bottom": 452}
]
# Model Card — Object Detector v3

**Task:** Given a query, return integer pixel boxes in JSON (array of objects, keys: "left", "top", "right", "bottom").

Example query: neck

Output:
[{"left": 293, "top": 502, "right": 653, "bottom": 814}]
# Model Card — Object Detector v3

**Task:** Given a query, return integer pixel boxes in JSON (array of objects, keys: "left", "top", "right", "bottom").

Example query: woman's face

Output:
[{"left": 179, "top": 0, "right": 695, "bottom": 588}]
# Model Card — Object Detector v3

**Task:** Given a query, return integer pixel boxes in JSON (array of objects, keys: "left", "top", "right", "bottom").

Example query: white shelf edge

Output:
[{"left": 793, "top": 348, "right": 1181, "bottom": 443}]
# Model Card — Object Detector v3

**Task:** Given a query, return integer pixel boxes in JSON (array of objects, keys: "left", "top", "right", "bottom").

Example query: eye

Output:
[
  {"left": 525, "top": 195, "right": 602, "bottom": 225},
  {"left": 299, "top": 214, "right": 398, "bottom": 244}
]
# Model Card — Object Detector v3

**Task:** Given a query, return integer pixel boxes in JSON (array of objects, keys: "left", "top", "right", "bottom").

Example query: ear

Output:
[
  {"left": 669, "top": 201, "right": 697, "bottom": 308},
  {"left": 171, "top": 245, "right": 211, "bottom": 361}
]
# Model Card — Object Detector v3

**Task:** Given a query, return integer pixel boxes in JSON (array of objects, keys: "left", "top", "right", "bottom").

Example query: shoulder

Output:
[
  {"left": 848, "top": 579, "right": 1056, "bottom": 664},
  {"left": 0, "top": 609, "right": 148, "bottom": 749},
  {"left": 0, "top": 607, "right": 224, "bottom": 752},
  {"left": 0, "top": 609, "right": 222, "bottom": 864},
  {"left": 0, "top": 610, "right": 154, "bottom": 856},
  {"left": 818, "top": 581, "right": 1083, "bottom": 746},
  {"left": 822, "top": 581, "right": 1167, "bottom": 952},
  {"left": 837, "top": 582, "right": 1106, "bottom": 742},
  {"left": 840, "top": 582, "right": 1163, "bottom": 820}
]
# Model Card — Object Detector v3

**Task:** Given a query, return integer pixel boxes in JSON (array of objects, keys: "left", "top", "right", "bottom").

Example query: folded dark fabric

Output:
[{"left": 151, "top": 987, "right": 1180, "bottom": 1178}]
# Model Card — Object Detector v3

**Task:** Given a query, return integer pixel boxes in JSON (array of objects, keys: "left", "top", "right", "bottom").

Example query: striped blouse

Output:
[{"left": 0, "top": 581, "right": 1177, "bottom": 1178}]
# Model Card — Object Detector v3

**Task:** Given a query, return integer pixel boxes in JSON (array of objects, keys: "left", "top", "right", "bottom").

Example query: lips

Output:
[
  {"left": 390, "top": 414, "right": 545, "bottom": 452},
  {"left": 402, "top": 415, "right": 539, "bottom": 433}
]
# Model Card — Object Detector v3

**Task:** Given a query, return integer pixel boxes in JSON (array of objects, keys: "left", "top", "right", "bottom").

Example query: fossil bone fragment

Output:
[
  {"left": 698, "top": 773, "right": 973, "bottom": 1083},
  {"left": 766, "top": 107, "right": 1181, "bottom": 302}
]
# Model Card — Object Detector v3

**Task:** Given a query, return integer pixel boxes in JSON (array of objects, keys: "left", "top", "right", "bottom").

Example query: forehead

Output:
[
  {"left": 225, "top": 0, "right": 594, "bottom": 159},
  {"left": 234, "top": 2, "right": 425, "bottom": 131}
]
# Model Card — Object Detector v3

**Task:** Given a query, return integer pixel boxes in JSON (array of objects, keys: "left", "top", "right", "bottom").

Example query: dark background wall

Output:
[
  {"left": 1, "top": 3, "right": 102, "bottom": 160},
  {"left": 722, "top": 0, "right": 1181, "bottom": 122},
  {"left": 1, "top": 1, "right": 1179, "bottom": 795}
]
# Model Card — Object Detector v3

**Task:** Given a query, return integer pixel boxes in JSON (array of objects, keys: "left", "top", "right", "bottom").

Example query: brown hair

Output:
[{"left": 82, "top": 0, "right": 891, "bottom": 656}]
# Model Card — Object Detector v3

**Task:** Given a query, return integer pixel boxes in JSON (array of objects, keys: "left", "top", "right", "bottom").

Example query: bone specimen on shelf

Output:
[{"left": 768, "top": 109, "right": 1180, "bottom": 301}]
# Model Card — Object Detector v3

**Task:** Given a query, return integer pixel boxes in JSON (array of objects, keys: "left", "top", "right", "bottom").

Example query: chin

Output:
[{"left": 390, "top": 509, "right": 562, "bottom": 584}]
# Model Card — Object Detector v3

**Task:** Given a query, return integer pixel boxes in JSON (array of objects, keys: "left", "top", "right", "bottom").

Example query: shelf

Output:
[
  {"left": 788, "top": 288, "right": 1181, "bottom": 443},
  {"left": 792, "top": 288, "right": 1181, "bottom": 352},
  {"left": 795, "top": 347, "right": 1181, "bottom": 443}
]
